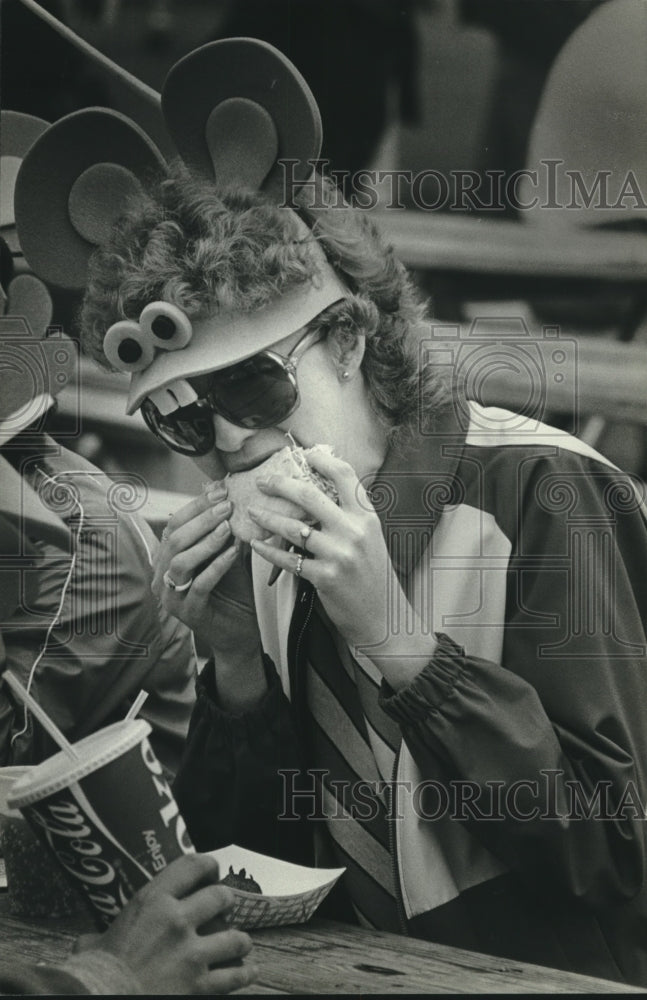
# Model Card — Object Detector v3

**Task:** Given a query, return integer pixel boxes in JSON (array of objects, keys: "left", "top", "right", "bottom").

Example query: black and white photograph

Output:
[{"left": 0, "top": 0, "right": 646, "bottom": 994}]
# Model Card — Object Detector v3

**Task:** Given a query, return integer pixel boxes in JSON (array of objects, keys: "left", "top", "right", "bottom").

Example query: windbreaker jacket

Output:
[
  {"left": 174, "top": 402, "right": 647, "bottom": 987},
  {"left": 1, "top": 437, "right": 197, "bottom": 773}
]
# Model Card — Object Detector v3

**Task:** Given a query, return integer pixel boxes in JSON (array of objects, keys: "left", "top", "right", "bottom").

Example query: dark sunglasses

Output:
[{"left": 140, "top": 327, "right": 324, "bottom": 455}]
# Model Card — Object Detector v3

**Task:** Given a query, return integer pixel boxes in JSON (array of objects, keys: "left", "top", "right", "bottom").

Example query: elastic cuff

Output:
[
  {"left": 61, "top": 950, "right": 142, "bottom": 995},
  {"left": 195, "top": 654, "right": 285, "bottom": 735},
  {"left": 379, "top": 632, "right": 466, "bottom": 721}
]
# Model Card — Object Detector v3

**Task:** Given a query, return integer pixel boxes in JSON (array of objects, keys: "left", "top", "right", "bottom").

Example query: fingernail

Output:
[
  {"left": 247, "top": 505, "right": 261, "bottom": 521},
  {"left": 214, "top": 520, "right": 231, "bottom": 538},
  {"left": 206, "top": 482, "right": 228, "bottom": 502},
  {"left": 255, "top": 477, "right": 270, "bottom": 490},
  {"left": 212, "top": 499, "right": 232, "bottom": 518}
]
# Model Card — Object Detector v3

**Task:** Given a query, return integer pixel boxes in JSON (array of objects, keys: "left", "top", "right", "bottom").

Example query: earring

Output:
[{"left": 341, "top": 370, "right": 351, "bottom": 381}]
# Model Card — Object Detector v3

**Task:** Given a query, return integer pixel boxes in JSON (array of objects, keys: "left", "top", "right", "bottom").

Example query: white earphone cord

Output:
[{"left": 10, "top": 469, "right": 85, "bottom": 748}]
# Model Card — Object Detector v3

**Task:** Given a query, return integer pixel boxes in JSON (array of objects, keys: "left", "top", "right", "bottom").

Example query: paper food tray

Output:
[{"left": 209, "top": 844, "right": 345, "bottom": 930}]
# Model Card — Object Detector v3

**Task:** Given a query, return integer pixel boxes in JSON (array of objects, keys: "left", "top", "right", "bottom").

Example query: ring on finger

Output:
[
  {"left": 162, "top": 525, "right": 171, "bottom": 542},
  {"left": 294, "top": 553, "right": 304, "bottom": 578},
  {"left": 163, "top": 569, "right": 193, "bottom": 593},
  {"left": 299, "top": 523, "right": 313, "bottom": 549}
]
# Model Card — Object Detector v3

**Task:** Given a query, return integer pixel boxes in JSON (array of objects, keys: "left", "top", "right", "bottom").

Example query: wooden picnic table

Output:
[{"left": 0, "top": 896, "right": 642, "bottom": 994}]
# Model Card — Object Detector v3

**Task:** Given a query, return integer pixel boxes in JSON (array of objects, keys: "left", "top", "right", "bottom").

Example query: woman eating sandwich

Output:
[{"left": 22, "top": 36, "right": 647, "bottom": 989}]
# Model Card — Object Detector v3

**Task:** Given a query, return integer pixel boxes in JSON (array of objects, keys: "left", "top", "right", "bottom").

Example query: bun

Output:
[{"left": 225, "top": 445, "right": 338, "bottom": 542}]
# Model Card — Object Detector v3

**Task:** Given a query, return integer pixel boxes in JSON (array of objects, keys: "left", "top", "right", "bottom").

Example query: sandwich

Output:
[{"left": 225, "top": 444, "right": 338, "bottom": 543}]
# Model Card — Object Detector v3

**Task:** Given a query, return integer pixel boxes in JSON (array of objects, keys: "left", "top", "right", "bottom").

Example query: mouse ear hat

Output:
[
  {"left": 1, "top": 111, "right": 56, "bottom": 338},
  {"left": 13, "top": 29, "right": 347, "bottom": 417},
  {"left": 162, "top": 37, "right": 322, "bottom": 200},
  {"left": 124, "top": 37, "right": 346, "bottom": 416},
  {"left": 1, "top": 110, "right": 49, "bottom": 255},
  {"left": 15, "top": 109, "right": 167, "bottom": 293}
]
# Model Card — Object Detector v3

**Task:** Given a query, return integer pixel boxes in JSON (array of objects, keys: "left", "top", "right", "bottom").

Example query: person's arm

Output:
[
  {"left": 0, "top": 951, "right": 142, "bottom": 996},
  {"left": 0, "top": 958, "right": 115, "bottom": 996},
  {"left": 1, "top": 459, "right": 196, "bottom": 765},
  {"left": 152, "top": 486, "right": 270, "bottom": 714},
  {"left": 380, "top": 460, "right": 647, "bottom": 907},
  {"left": 151, "top": 487, "right": 311, "bottom": 862}
]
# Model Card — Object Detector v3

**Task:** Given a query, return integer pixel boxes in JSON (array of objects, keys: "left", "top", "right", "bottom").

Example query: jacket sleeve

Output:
[
  {"left": 172, "top": 656, "right": 313, "bottom": 866},
  {"left": 0, "top": 951, "right": 139, "bottom": 996},
  {"left": 0, "top": 457, "right": 196, "bottom": 769},
  {"left": 380, "top": 457, "right": 647, "bottom": 907}
]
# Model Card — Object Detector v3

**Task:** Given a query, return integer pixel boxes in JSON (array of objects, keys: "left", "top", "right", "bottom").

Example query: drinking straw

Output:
[
  {"left": 125, "top": 690, "right": 149, "bottom": 721},
  {"left": 3, "top": 672, "right": 79, "bottom": 761}
]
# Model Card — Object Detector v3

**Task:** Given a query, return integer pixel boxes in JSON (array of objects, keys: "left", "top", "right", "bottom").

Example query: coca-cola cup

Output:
[
  {"left": 7, "top": 719, "right": 194, "bottom": 927},
  {"left": 0, "top": 766, "right": 85, "bottom": 917}
]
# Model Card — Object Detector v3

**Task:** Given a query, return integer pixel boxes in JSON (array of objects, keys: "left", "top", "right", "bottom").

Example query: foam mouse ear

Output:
[
  {"left": 5, "top": 274, "right": 53, "bottom": 338},
  {"left": 0, "top": 110, "right": 49, "bottom": 253},
  {"left": 162, "top": 38, "right": 322, "bottom": 199},
  {"left": 14, "top": 108, "right": 167, "bottom": 292}
]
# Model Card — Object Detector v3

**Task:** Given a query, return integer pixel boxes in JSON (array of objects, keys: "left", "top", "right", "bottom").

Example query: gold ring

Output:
[{"left": 163, "top": 569, "right": 192, "bottom": 592}]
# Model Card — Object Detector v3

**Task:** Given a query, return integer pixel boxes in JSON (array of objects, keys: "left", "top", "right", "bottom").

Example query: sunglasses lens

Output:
[
  {"left": 207, "top": 355, "right": 297, "bottom": 429},
  {"left": 141, "top": 399, "right": 214, "bottom": 455}
]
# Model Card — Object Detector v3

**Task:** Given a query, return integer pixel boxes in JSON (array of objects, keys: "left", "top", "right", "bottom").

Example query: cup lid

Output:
[
  {"left": 7, "top": 719, "right": 151, "bottom": 809},
  {"left": 0, "top": 767, "right": 32, "bottom": 818}
]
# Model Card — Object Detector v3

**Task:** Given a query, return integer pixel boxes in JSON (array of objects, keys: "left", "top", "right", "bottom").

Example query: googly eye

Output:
[
  {"left": 103, "top": 320, "right": 155, "bottom": 373},
  {"left": 139, "top": 301, "right": 192, "bottom": 351}
]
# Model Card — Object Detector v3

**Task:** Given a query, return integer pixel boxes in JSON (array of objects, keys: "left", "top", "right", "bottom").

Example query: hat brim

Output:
[
  {"left": 15, "top": 108, "right": 166, "bottom": 291},
  {"left": 126, "top": 260, "right": 348, "bottom": 414}
]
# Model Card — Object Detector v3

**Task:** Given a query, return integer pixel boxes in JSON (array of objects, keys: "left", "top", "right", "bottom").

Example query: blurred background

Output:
[{"left": 2, "top": 0, "right": 646, "bottom": 516}]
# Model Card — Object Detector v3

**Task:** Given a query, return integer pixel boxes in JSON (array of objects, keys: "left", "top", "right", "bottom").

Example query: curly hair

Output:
[{"left": 79, "top": 163, "right": 450, "bottom": 447}]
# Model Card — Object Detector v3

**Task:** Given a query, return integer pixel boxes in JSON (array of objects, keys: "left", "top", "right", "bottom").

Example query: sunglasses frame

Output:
[{"left": 140, "top": 326, "right": 325, "bottom": 455}]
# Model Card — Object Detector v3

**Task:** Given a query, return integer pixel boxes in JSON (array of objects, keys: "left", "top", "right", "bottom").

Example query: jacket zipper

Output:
[
  {"left": 294, "top": 584, "right": 316, "bottom": 675},
  {"left": 388, "top": 745, "right": 408, "bottom": 935},
  {"left": 290, "top": 582, "right": 317, "bottom": 742}
]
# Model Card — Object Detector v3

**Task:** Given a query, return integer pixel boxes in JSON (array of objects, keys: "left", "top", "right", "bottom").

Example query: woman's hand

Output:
[
  {"left": 152, "top": 484, "right": 266, "bottom": 711},
  {"left": 152, "top": 482, "right": 240, "bottom": 642},
  {"left": 247, "top": 450, "right": 434, "bottom": 689}
]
